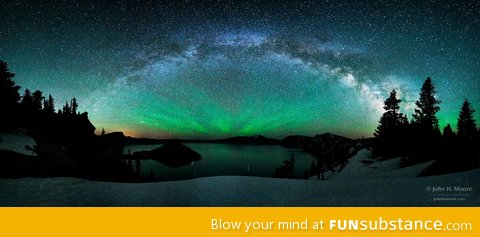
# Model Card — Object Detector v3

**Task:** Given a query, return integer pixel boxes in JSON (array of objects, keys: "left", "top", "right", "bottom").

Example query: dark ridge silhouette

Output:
[
  {"left": 133, "top": 142, "right": 202, "bottom": 168},
  {"left": 306, "top": 133, "right": 355, "bottom": 155},
  {"left": 122, "top": 134, "right": 281, "bottom": 145},
  {"left": 305, "top": 133, "right": 362, "bottom": 179},
  {"left": 281, "top": 135, "right": 313, "bottom": 148},
  {"left": 213, "top": 135, "right": 280, "bottom": 145},
  {"left": 96, "top": 132, "right": 126, "bottom": 157},
  {"left": 123, "top": 136, "right": 182, "bottom": 145}
]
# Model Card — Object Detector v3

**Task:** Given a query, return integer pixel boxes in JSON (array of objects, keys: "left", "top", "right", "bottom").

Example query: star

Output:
[{"left": 1, "top": 0, "right": 478, "bottom": 139}]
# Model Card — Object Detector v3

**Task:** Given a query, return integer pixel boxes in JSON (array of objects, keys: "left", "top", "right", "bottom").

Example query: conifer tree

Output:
[
  {"left": 43, "top": 94, "right": 55, "bottom": 114},
  {"left": 62, "top": 101, "right": 71, "bottom": 115},
  {"left": 374, "top": 89, "right": 409, "bottom": 156},
  {"left": 71, "top": 97, "right": 78, "bottom": 115},
  {"left": 412, "top": 77, "right": 441, "bottom": 132},
  {"left": 374, "top": 89, "right": 406, "bottom": 137},
  {"left": 457, "top": 99, "right": 477, "bottom": 140},
  {"left": 21, "top": 89, "right": 33, "bottom": 112},
  {"left": 32, "top": 90, "right": 44, "bottom": 112},
  {"left": 443, "top": 123, "right": 455, "bottom": 138},
  {"left": 0, "top": 60, "right": 21, "bottom": 130}
]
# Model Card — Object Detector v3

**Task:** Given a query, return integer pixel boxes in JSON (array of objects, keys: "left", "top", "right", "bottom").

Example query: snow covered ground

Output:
[
  {"left": 0, "top": 169, "right": 478, "bottom": 206},
  {"left": 308, "top": 149, "right": 435, "bottom": 180},
  {"left": 0, "top": 146, "right": 477, "bottom": 206},
  {"left": 332, "top": 149, "right": 435, "bottom": 179},
  {"left": 0, "top": 130, "right": 37, "bottom": 156}
]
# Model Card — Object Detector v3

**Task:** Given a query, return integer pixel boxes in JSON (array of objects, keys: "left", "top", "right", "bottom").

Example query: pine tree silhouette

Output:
[
  {"left": 374, "top": 90, "right": 408, "bottom": 156},
  {"left": 0, "top": 60, "right": 21, "bottom": 130},
  {"left": 412, "top": 77, "right": 441, "bottom": 133},
  {"left": 43, "top": 94, "right": 55, "bottom": 114},
  {"left": 32, "top": 90, "right": 44, "bottom": 113},
  {"left": 455, "top": 100, "right": 479, "bottom": 169},
  {"left": 443, "top": 124, "right": 455, "bottom": 139},
  {"left": 404, "top": 77, "right": 443, "bottom": 160},
  {"left": 62, "top": 101, "right": 71, "bottom": 115},
  {"left": 71, "top": 97, "right": 78, "bottom": 115},
  {"left": 440, "top": 123, "right": 456, "bottom": 162},
  {"left": 457, "top": 99, "right": 477, "bottom": 140},
  {"left": 374, "top": 90, "right": 406, "bottom": 137},
  {"left": 21, "top": 89, "right": 33, "bottom": 112}
]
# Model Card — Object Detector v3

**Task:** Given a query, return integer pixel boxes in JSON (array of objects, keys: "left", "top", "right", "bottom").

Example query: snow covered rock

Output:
[
  {"left": 0, "top": 130, "right": 37, "bottom": 156},
  {"left": 332, "top": 149, "right": 434, "bottom": 180}
]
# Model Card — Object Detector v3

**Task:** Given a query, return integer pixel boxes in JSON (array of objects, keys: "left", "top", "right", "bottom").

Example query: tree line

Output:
[
  {"left": 374, "top": 77, "right": 479, "bottom": 172},
  {"left": 0, "top": 60, "right": 147, "bottom": 181},
  {"left": 0, "top": 60, "right": 82, "bottom": 131}
]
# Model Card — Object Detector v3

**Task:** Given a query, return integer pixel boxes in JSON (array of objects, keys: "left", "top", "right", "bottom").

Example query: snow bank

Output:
[
  {"left": 370, "top": 161, "right": 436, "bottom": 178},
  {"left": 0, "top": 169, "right": 478, "bottom": 206},
  {"left": 0, "top": 130, "right": 37, "bottom": 156},
  {"left": 331, "top": 149, "right": 433, "bottom": 180}
]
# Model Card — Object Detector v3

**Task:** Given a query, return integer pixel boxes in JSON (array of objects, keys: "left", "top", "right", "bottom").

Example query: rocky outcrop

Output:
[
  {"left": 281, "top": 135, "right": 313, "bottom": 148},
  {"left": 307, "top": 133, "right": 354, "bottom": 155}
]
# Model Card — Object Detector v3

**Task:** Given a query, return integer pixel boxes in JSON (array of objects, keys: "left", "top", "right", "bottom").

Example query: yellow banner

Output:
[{"left": 0, "top": 208, "right": 478, "bottom": 237}]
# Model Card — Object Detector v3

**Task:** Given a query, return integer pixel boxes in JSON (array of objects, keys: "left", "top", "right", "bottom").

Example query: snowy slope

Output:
[
  {"left": 0, "top": 130, "right": 37, "bottom": 156},
  {"left": 370, "top": 161, "right": 435, "bottom": 178},
  {"left": 0, "top": 169, "right": 478, "bottom": 206},
  {"left": 331, "top": 149, "right": 434, "bottom": 180}
]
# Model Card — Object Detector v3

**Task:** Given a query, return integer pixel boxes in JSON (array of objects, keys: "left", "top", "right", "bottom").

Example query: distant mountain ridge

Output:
[
  {"left": 281, "top": 135, "right": 313, "bottom": 148},
  {"left": 213, "top": 135, "right": 280, "bottom": 145},
  {"left": 120, "top": 133, "right": 359, "bottom": 149},
  {"left": 121, "top": 134, "right": 282, "bottom": 145}
]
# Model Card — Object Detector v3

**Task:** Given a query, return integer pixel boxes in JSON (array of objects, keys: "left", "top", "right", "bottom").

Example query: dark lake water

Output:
[{"left": 123, "top": 143, "right": 316, "bottom": 181}]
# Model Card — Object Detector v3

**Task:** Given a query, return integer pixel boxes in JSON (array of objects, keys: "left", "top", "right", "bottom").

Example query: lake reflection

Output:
[{"left": 124, "top": 143, "right": 316, "bottom": 181}]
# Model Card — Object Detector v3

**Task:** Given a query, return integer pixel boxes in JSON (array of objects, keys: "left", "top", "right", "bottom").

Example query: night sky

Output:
[{"left": 1, "top": 0, "right": 479, "bottom": 139}]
